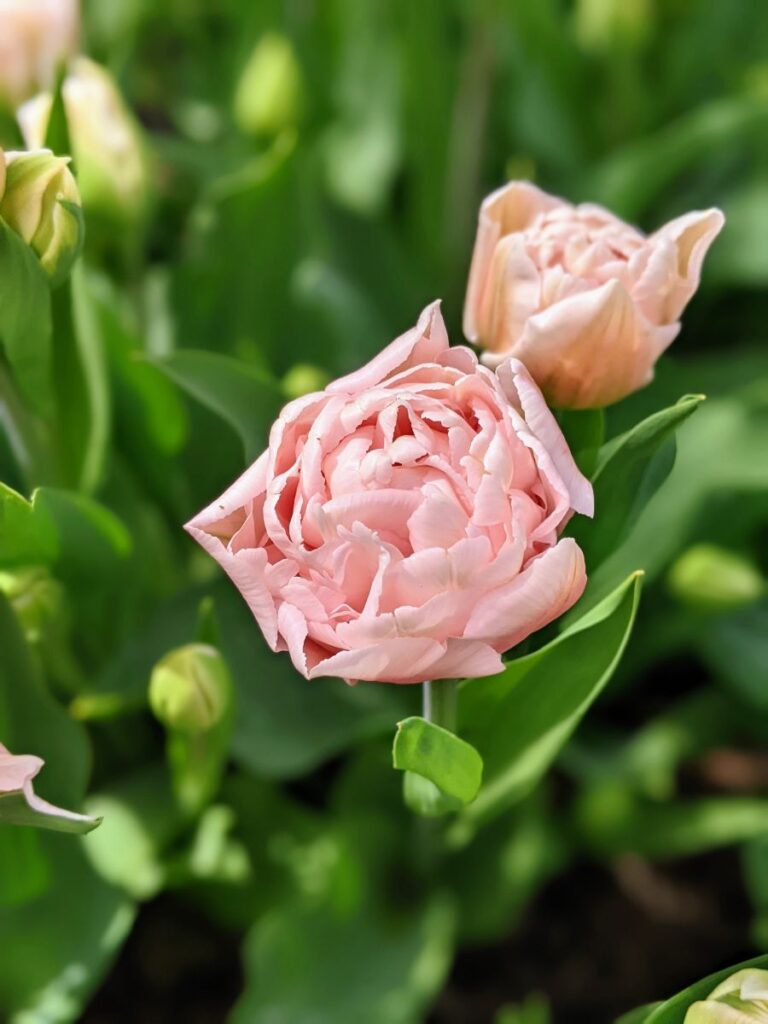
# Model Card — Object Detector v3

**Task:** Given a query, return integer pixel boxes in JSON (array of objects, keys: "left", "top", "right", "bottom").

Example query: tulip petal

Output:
[
  {"left": 327, "top": 300, "right": 447, "bottom": 395},
  {"left": 496, "top": 359, "right": 594, "bottom": 517},
  {"left": 464, "top": 182, "right": 560, "bottom": 342},
  {"left": 0, "top": 743, "right": 101, "bottom": 834},
  {"left": 464, "top": 538, "right": 586, "bottom": 650},
  {"left": 650, "top": 207, "right": 725, "bottom": 322},
  {"left": 512, "top": 278, "right": 651, "bottom": 408}
]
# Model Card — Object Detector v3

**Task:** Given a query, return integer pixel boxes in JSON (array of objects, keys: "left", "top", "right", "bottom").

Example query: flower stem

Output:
[{"left": 422, "top": 678, "right": 457, "bottom": 733}]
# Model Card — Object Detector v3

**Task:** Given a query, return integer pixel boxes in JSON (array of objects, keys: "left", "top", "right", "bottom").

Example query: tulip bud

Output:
[
  {"left": 685, "top": 969, "right": 768, "bottom": 1022},
  {"left": 233, "top": 32, "right": 303, "bottom": 138},
  {"left": 18, "top": 57, "right": 151, "bottom": 233},
  {"left": 149, "top": 644, "right": 231, "bottom": 735},
  {"left": 282, "top": 363, "right": 330, "bottom": 400},
  {"left": 0, "top": 567, "right": 63, "bottom": 642},
  {"left": 0, "top": 0, "right": 79, "bottom": 110},
  {"left": 575, "top": 0, "right": 653, "bottom": 53},
  {"left": 0, "top": 148, "right": 82, "bottom": 284},
  {"left": 668, "top": 544, "right": 764, "bottom": 613}
]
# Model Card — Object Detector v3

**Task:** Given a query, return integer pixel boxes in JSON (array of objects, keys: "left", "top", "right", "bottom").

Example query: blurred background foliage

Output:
[{"left": 1, "top": 0, "right": 767, "bottom": 1021}]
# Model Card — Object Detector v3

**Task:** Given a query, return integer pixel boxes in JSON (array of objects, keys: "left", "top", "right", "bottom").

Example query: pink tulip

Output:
[
  {"left": 187, "top": 303, "right": 593, "bottom": 685},
  {"left": 0, "top": 0, "right": 79, "bottom": 109},
  {"left": 464, "top": 182, "right": 724, "bottom": 409},
  {"left": 0, "top": 742, "right": 100, "bottom": 833}
]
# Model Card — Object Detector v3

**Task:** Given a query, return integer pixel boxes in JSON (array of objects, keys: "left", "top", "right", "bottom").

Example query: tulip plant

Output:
[{"left": 1, "top": 2, "right": 767, "bottom": 1022}]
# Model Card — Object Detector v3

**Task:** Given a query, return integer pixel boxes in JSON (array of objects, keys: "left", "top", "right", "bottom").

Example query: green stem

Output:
[{"left": 422, "top": 678, "right": 457, "bottom": 733}]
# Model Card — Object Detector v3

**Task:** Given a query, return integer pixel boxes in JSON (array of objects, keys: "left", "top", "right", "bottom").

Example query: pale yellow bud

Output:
[
  {"left": 18, "top": 57, "right": 150, "bottom": 231},
  {"left": 149, "top": 644, "right": 231, "bottom": 735},
  {"left": 0, "top": 148, "right": 82, "bottom": 284}
]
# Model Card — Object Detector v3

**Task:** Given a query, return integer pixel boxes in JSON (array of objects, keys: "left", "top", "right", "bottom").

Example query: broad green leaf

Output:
[
  {"left": 0, "top": 219, "right": 53, "bottom": 415},
  {"left": 393, "top": 717, "right": 483, "bottom": 805},
  {"left": 0, "top": 481, "right": 130, "bottom": 579},
  {"left": 0, "top": 836, "right": 136, "bottom": 1024},
  {"left": 0, "top": 481, "right": 57, "bottom": 567},
  {"left": 34, "top": 488, "right": 132, "bottom": 582},
  {"left": 0, "top": 828, "right": 49, "bottom": 907},
  {"left": 577, "top": 392, "right": 768, "bottom": 618},
  {"left": 557, "top": 407, "right": 605, "bottom": 478},
  {"left": 638, "top": 955, "right": 768, "bottom": 1024},
  {"left": 231, "top": 897, "right": 455, "bottom": 1024},
  {"left": 151, "top": 349, "right": 283, "bottom": 461},
  {"left": 615, "top": 1006, "right": 662, "bottom": 1024},
  {"left": 452, "top": 572, "right": 642, "bottom": 838},
  {"left": 570, "top": 395, "right": 704, "bottom": 569}
]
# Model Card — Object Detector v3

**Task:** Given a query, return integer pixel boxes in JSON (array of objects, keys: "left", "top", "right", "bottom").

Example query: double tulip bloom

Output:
[
  {"left": 188, "top": 304, "right": 593, "bottom": 685},
  {"left": 464, "top": 182, "right": 724, "bottom": 408}
]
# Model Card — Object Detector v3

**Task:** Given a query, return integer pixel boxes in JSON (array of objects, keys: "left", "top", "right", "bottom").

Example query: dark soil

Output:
[{"left": 82, "top": 849, "right": 753, "bottom": 1024}]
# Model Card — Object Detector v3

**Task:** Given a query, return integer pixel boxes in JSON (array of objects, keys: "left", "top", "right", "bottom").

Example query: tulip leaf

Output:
[
  {"left": 557, "top": 407, "right": 605, "bottom": 477},
  {"left": 0, "top": 218, "right": 53, "bottom": 415},
  {"left": 570, "top": 394, "right": 704, "bottom": 569},
  {"left": 232, "top": 897, "right": 455, "bottom": 1024},
  {"left": 0, "top": 480, "right": 130, "bottom": 579},
  {"left": 615, "top": 1006, "right": 662, "bottom": 1024},
  {"left": 393, "top": 717, "right": 483, "bottom": 807},
  {"left": 150, "top": 349, "right": 284, "bottom": 461},
  {"left": 632, "top": 954, "right": 768, "bottom": 1024},
  {"left": 0, "top": 482, "right": 58, "bottom": 568},
  {"left": 452, "top": 572, "right": 642, "bottom": 840}
]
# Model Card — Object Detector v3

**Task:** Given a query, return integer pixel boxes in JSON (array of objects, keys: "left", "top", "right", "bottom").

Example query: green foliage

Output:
[{"left": 393, "top": 716, "right": 483, "bottom": 807}]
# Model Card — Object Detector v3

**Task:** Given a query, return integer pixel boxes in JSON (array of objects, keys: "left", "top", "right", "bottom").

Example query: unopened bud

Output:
[
  {"left": 233, "top": 32, "right": 303, "bottom": 138},
  {"left": 283, "top": 363, "right": 330, "bottom": 400},
  {"left": 575, "top": 0, "right": 653, "bottom": 52},
  {"left": 685, "top": 968, "right": 768, "bottom": 1022},
  {"left": 18, "top": 57, "right": 150, "bottom": 232},
  {"left": 149, "top": 643, "right": 231, "bottom": 734},
  {"left": 668, "top": 544, "right": 764, "bottom": 613},
  {"left": 0, "top": 147, "right": 82, "bottom": 284}
]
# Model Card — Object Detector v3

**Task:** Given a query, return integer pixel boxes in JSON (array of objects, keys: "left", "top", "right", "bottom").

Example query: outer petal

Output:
[
  {"left": 464, "top": 538, "right": 586, "bottom": 651},
  {"left": 308, "top": 637, "right": 449, "bottom": 684},
  {"left": 510, "top": 279, "right": 653, "bottom": 409},
  {"left": 495, "top": 359, "right": 594, "bottom": 517},
  {"left": 464, "top": 181, "right": 562, "bottom": 343},
  {"left": 0, "top": 743, "right": 100, "bottom": 834},
  {"left": 327, "top": 301, "right": 448, "bottom": 395},
  {"left": 649, "top": 208, "right": 725, "bottom": 322}
]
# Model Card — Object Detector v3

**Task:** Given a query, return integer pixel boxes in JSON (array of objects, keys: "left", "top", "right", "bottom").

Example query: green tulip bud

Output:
[
  {"left": 149, "top": 643, "right": 231, "bottom": 735},
  {"left": 282, "top": 363, "right": 330, "bottom": 400},
  {"left": 18, "top": 58, "right": 151, "bottom": 233},
  {"left": 0, "top": 148, "right": 82, "bottom": 285},
  {"left": 0, "top": 567, "right": 63, "bottom": 642},
  {"left": 685, "top": 969, "right": 768, "bottom": 1022},
  {"left": 233, "top": 32, "right": 303, "bottom": 138},
  {"left": 668, "top": 544, "right": 764, "bottom": 613},
  {"left": 575, "top": 0, "right": 653, "bottom": 52}
]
